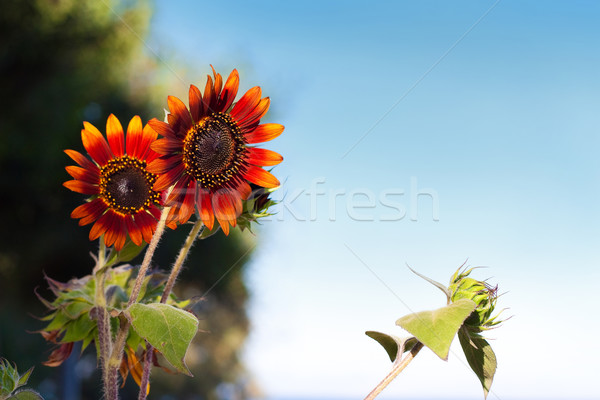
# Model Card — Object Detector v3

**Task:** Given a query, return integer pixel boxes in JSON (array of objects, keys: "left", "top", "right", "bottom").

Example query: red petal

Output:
[
  {"left": 81, "top": 124, "right": 112, "bottom": 166},
  {"left": 152, "top": 161, "right": 186, "bottom": 191},
  {"left": 245, "top": 123, "right": 284, "bottom": 144},
  {"left": 141, "top": 124, "right": 160, "bottom": 162},
  {"left": 64, "top": 149, "right": 99, "bottom": 172},
  {"left": 245, "top": 147, "right": 283, "bottom": 166},
  {"left": 65, "top": 165, "right": 99, "bottom": 184},
  {"left": 135, "top": 211, "right": 156, "bottom": 244},
  {"left": 203, "top": 75, "right": 215, "bottom": 113},
  {"left": 196, "top": 188, "right": 214, "bottom": 230},
  {"left": 63, "top": 180, "right": 97, "bottom": 195},
  {"left": 148, "top": 119, "right": 177, "bottom": 139},
  {"left": 106, "top": 114, "right": 125, "bottom": 157},
  {"left": 239, "top": 97, "right": 270, "bottom": 129},
  {"left": 218, "top": 69, "right": 239, "bottom": 111},
  {"left": 189, "top": 84, "right": 204, "bottom": 122},
  {"left": 147, "top": 154, "right": 182, "bottom": 174},
  {"left": 236, "top": 181, "right": 252, "bottom": 200},
  {"left": 243, "top": 166, "right": 280, "bottom": 188},
  {"left": 125, "top": 116, "right": 145, "bottom": 159},
  {"left": 212, "top": 189, "right": 242, "bottom": 227},
  {"left": 71, "top": 198, "right": 107, "bottom": 226},
  {"left": 89, "top": 212, "right": 112, "bottom": 240},
  {"left": 230, "top": 87, "right": 261, "bottom": 122},
  {"left": 168, "top": 96, "right": 193, "bottom": 132},
  {"left": 211, "top": 65, "right": 223, "bottom": 98},
  {"left": 125, "top": 216, "right": 143, "bottom": 246},
  {"left": 151, "top": 138, "right": 182, "bottom": 155}
]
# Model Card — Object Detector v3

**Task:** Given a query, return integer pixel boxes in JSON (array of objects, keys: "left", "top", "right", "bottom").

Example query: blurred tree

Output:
[{"left": 0, "top": 1, "right": 255, "bottom": 399}]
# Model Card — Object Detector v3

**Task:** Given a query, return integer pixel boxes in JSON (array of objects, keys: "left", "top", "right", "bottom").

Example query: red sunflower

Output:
[
  {"left": 147, "top": 67, "right": 284, "bottom": 234},
  {"left": 64, "top": 114, "right": 162, "bottom": 250}
]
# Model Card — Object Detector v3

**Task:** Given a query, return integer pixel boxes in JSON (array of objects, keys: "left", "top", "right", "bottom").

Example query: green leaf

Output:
[
  {"left": 9, "top": 389, "right": 44, "bottom": 400},
  {"left": 115, "top": 241, "right": 147, "bottom": 263},
  {"left": 365, "top": 331, "right": 418, "bottom": 362},
  {"left": 396, "top": 298, "right": 476, "bottom": 360},
  {"left": 43, "top": 311, "right": 71, "bottom": 332},
  {"left": 127, "top": 303, "right": 199, "bottom": 375},
  {"left": 458, "top": 329, "right": 497, "bottom": 398},
  {"left": 407, "top": 266, "right": 451, "bottom": 302},
  {"left": 199, "top": 224, "right": 220, "bottom": 239}
]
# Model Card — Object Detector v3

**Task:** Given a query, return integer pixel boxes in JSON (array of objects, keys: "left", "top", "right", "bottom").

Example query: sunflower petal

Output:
[
  {"left": 107, "top": 114, "right": 125, "bottom": 157},
  {"left": 81, "top": 126, "right": 112, "bottom": 166},
  {"left": 148, "top": 119, "right": 177, "bottom": 139},
  {"left": 245, "top": 147, "right": 283, "bottom": 166},
  {"left": 189, "top": 84, "right": 204, "bottom": 122},
  {"left": 203, "top": 75, "right": 215, "bottom": 113},
  {"left": 65, "top": 165, "right": 99, "bottom": 184},
  {"left": 239, "top": 97, "right": 270, "bottom": 129},
  {"left": 219, "top": 69, "right": 239, "bottom": 111},
  {"left": 244, "top": 123, "right": 284, "bottom": 144},
  {"left": 230, "top": 86, "right": 261, "bottom": 122},
  {"left": 135, "top": 211, "right": 156, "bottom": 244},
  {"left": 168, "top": 95, "right": 193, "bottom": 132},
  {"left": 125, "top": 116, "right": 144, "bottom": 159},
  {"left": 64, "top": 149, "right": 98, "bottom": 171},
  {"left": 89, "top": 212, "right": 112, "bottom": 240},
  {"left": 125, "top": 216, "right": 143, "bottom": 246},
  {"left": 244, "top": 166, "right": 280, "bottom": 188},
  {"left": 196, "top": 188, "right": 214, "bottom": 230},
  {"left": 71, "top": 198, "right": 106, "bottom": 226},
  {"left": 63, "top": 180, "right": 97, "bottom": 195}
]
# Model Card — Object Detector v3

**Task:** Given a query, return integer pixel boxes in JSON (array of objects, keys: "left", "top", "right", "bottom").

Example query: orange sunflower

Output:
[
  {"left": 64, "top": 114, "right": 162, "bottom": 250},
  {"left": 147, "top": 67, "right": 284, "bottom": 234}
]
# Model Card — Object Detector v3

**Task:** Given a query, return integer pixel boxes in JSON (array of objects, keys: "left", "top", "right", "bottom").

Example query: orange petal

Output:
[
  {"left": 64, "top": 149, "right": 98, "bottom": 171},
  {"left": 81, "top": 126, "right": 112, "bottom": 167},
  {"left": 89, "top": 212, "right": 112, "bottom": 240},
  {"left": 239, "top": 97, "right": 270, "bottom": 129},
  {"left": 218, "top": 69, "right": 239, "bottom": 111},
  {"left": 148, "top": 118, "right": 177, "bottom": 139},
  {"left": 71, "top": 198, "right": 106, "bottom": 226},
  {"left": 236, "top": 181, "right": 252, "bottom": 200},
  {"left": 65, "top": 165, "right": 99, "bottom": 184},
  {"left": 196, "top": 189, "right": 215, "bottom": 230},
  {"left": 189, "top": 84, "right": 204, "bottom": 122},
  {"left": 135, "top": 211, "right": 156, "bottom": 244},
  {"left": 168, "top": 95, "right": 192, "bottom": 132},
  {"left": 151, "top": 138, "right": 183, "bottom": 155},
  {"left": 125, "top": 215, "right": 143, "bottom": 246},
  {"left": 203, "top": 75, "right": 215, "bottom": 113},
  {"left": 211, "top": 65, "right": 223, "bottom": 97},
  {"left": 125, "top": 116, "right": 145, "bottom": 159},
  {"left": 245, "top": 123, "right": 284, "bottom": 144},
  {"left": 230, "top": 87, "right": 261, "bottom": 122},
  {"left": 245, "top": 147, "right": 283, "bottom": 166},
  {"left": 63, "top": 180, "right": 97, "bottom": 195},
  {"left": 107, "top": 114, "right": 125, "bottom": 157},
  {"left": 244, "top": 166, "right": 280, "bottom": 188}
]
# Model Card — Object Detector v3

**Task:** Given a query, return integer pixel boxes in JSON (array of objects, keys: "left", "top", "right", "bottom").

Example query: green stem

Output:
[
  {"left": 137, "top": 220, "right": 204, "bottom": 399},
  {"left": 161, "top": 220, "right": 204, "bottom": 303},
  {"left": 93, "top": 239, "right": 117, "bottom": 400},
  {"left": 363, "top": 342, "right": 424, "bottom": 400},
  {"left": 106, "top": 205, "right": 171, "bottom": 399}
]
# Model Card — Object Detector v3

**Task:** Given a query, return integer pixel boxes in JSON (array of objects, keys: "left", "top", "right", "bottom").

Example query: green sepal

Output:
[
  {"left": 43, "top": 311, "right": 71, "bottom": 332},
  {"left": 60, "top": 315, "right": 95, "bottom": 343},
  {"left": 396, "top": 298, "right": 476, "bottom": 360},
  {"left": 8, "top": 390, "right": 44, "bottom": 400},
  {"left": 106, "top": 240, "right": 147, "bottom": 266},
  {"left": 407, "top": 266, "right": 451, "bottom": 302}
]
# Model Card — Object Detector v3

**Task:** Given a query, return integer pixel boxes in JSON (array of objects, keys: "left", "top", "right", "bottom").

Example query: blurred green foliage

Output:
[{"left": 0, "top": 1, "right": 255, "bottom": 399}]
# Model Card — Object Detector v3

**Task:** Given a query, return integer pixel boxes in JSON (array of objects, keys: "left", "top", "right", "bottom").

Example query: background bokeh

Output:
[{"left": 2, "top": 1, "right": 600, "bottom": 400}]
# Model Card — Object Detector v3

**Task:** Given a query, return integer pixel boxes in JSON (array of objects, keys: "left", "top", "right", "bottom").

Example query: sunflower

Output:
[
  {"left": 64, "top": 114, "right": 162, "bottom": 250},
  {"left": 147, "top": 67, "right": 284, "bottom": 234}
]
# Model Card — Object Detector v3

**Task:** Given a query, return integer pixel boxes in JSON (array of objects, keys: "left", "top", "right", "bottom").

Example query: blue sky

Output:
[{"left": 148, "top": 1, "right": 600, "bottom": 398}]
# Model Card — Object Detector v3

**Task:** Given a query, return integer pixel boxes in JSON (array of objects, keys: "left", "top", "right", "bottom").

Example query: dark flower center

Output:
[
  {"left": 183, "top": 112, "right": 246, "bottom": 189},
  {"left": 100, "top": 155, "right": 160, "bottom": 214}
]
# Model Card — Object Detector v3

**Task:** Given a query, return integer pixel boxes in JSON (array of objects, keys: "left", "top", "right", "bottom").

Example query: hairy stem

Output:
[
  {"left": 137, "top": 220, "right": 204, "bottom": 399},
  {"left": 161, "top": 220, "right": 204, "bottom": 303},
  {"left": 93, "top": 240, "right": 118, "bottom": 400},
  {"left": 364, "top": 342, "right": 424, "bottom": 400},
  {"left": 106, "top": 206, "right": 171, "bottom": 399}
]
